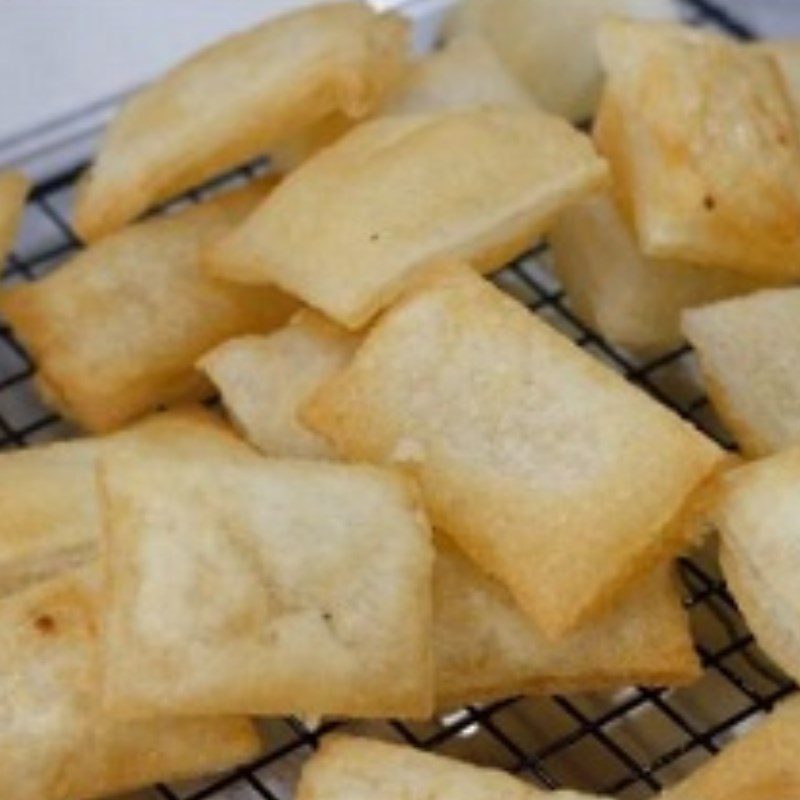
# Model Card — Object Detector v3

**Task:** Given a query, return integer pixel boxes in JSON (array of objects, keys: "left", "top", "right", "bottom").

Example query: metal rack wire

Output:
[{"left": 0, "top": 1, "right": 795, "bottom": 798}]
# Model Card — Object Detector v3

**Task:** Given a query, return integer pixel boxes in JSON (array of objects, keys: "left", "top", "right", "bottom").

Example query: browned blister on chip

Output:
[
  {"left": 304, "top": 267, "right": 723, "bottom": 638},
  {"left": 0, "top": 185, "right": 297, "bottom": 433},
  {"left": 73, "top": 2, "right": 408, "bottom": 240}
]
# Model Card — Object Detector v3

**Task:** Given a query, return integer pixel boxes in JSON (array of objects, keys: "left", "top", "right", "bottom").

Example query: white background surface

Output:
[{"left": 0, "top": 0, "right": 797, "bottom": 170}]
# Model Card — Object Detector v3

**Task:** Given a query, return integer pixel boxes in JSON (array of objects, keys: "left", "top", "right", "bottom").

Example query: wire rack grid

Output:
[{"left": 0, "top": 2, "right": 796, "bottom": 799}]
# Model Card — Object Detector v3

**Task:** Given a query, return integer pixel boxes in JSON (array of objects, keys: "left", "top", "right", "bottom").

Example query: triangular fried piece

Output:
[
  {"left": 684, "top": 288, "right": 800, "bottom": 456},
  {"left": 199, "top": 310, "right": 358, "bottom": 459}
]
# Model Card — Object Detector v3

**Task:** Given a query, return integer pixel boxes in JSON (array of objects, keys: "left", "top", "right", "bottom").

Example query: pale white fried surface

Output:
[
  {"left": 683, "top": 288, "right": 800, "bottom": 456},
  {"left": 305, "top": 267, "right": 723, "bottom": 638},
  {"left": 208, "top": 106, "right": 608, "bottom": 329},
  {"left": 100, "top": 446, "right": 435, "bottom": 719}
]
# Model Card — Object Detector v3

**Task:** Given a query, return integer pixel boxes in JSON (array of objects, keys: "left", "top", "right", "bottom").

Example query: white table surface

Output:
[{"left": 0, "top": 0, "right": 797, "bottom": 174}]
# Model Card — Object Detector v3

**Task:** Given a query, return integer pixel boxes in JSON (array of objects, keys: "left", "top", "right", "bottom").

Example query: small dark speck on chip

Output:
[
  {"left": 703, "top": 194, "right": 716, "bottom": 211},
  {"left": 34, "top": 614, "right": 56, "bottom": 634},
  {"left": 369, "top": 233, "right": 380, "bottom": 242}
]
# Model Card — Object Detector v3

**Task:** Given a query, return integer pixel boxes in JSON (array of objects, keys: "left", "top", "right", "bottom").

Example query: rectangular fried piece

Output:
[
  {"left": 550, "top": 192, "right": 773, "bottom": 353},
  {"left": 297, "top": 735, "right": 597, "bottom": 800},
  {"left": 683, "top": 288, "right": 800, "bottom": 456},
  {"left": 597, "top": 20, "right": 800, "bottom": 280},
  {"left": 712, "top": 447, "right": 800, "bottom": 686},
  {"left": 207, "top": 106, "right": 608, "bottom": 329},
  {"left": 0, "top": 406, "right": 247, "bottom": 597},
  {"left": 434, "top": 538, "right": 698, "bottom": 708},
  {"left": 72, "top": 2, "right": 408, "bottom": 241},
  {"left": 0, "top": 186, "right": 297, "bottom": 432},
  {"left": 664, "top": 695, "right": 800, "bottom": 800},
  {"left": 0, "top": 171, "right": 29, "bottom": 261},
  {"left": 0, "top": 569, "right": 260, "bottom": 800},
  {"left": 304, "top": 267, "right": 723, "bottom": 638},
  {"left": 100, "top": 444, "right": 434, "bottom": 719},
  {"left": 199, "top": 310, "right": 358, "bottom": 459},
  {"left": 443, "top": 0, "right": 677, "bottom": 122}
]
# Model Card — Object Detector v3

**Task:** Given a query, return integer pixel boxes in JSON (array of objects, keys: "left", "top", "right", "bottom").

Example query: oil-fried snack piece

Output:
[
  {"left": 273, "top": 34, "right": 534, "bottom": 173},
  {"left": 199, "top": 310, "right": 358, "bottom": 459},
  {"left": 72, "top": 2, "right": 408, "bottom": 241},
  {"left": 683, "top": 288, "right": 800, "bottom": 456},
  {"left": 443, "top": 0, "right": 677, "bottom": 121},
  {"left": 0, "top": 406, "right": 247, "bottom": 598},
  {"left": 550, "top": 192, "right": 773, "bottom": 353},
  {"left": 597, "top": 20, "right": 800, "bottom": 280},
  {"left": 0, "top": 186, "right": 297, "bottom": 433},
  {"left": 0, "top": 171, "right": 29, "bottom": 261},
  {"left": 761, "top": 42, "right": 800, "bottom": 127},
  {"left": 0, "top": 569, "right": 261, "bottom": 800},
  {"left": 0, "top": 439, "right": 98, "bottom": 598},
  {"left": 208, "top": 107, "right": 608, "bottom": 329},
  {"left": 664, "top": 695, "right": 800, "bottom": 800},
  {"left": 297, "top": 735, "right": 597, "bottom": 800},
  {"left": 304, "top": 267, "right": 723, "bottom": 638},
  {"left": 713, "top": 447, "right": 800, "bottom": 682},
  {"left": 434, "top": 539, "right": 698, "bottom": 708},
  {"left": 383, "top": 35, "right": 534, "bottom": 116},
  {"left": 100, "top": 446, "right": 434, "bottom": 719}
]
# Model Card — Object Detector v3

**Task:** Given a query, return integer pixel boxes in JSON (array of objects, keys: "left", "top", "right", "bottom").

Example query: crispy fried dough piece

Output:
[
  {"left": 596, "top": 20, "right": 800, "bottom": 280},
  {"left": 550, "top": 192, "right": 773, "bottom": 353},
  {"left": 72, "top": 2, "right": 408, "bottom": 240},
  {"left": 304, "top": 267, "right": 723, "bottom": 638},
  {"left": 297, "top": 735, "right": 597, "bottom": 800},
  {"left": 683, "top": 288, "right": 800, "bottom": 456},
  {"left": 199, "top": 310, "right": 358, "bottom": 458},
  {"left": 0, "top": 406, "right": 246, "bottom": 598},
  {"left": 0, "top": 171, "right": 29, "bottom": 261},
  {"left": 434, "top": 539, "right": 698, "bottom": 708},
  {"left": 383, "top": 35, "right": 534, "bottom": 116},
  {"left": 0, "top": 569, "right": 260, "bottom": 800},
  {"left": 0, "top": 186, "right": 296, "bottom": 433},
  {"left": 761, "top": 41, "right": 800, "bottom": 127},
  {"left": 207, "top": 107, "right": 608, "bottom": 329},
  {"left": 273, "top": 35, "right": 534, "bottom": 170},
  {"left": 663, "top": 695, "right": 800, "bottom": 800},
  {"left": 443, "top": 0, "right": 677, "bottom": 121},
  {"left": 100, "top": 446, "right": 434, "bottom": 719},
  {"left": 713, "top": 446, "right": 800, "bottom": 682}
]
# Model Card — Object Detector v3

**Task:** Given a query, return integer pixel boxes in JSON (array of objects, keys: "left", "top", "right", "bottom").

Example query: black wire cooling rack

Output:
[{"left": 0, "top": 2, "right": 797, "bottom": 799}]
